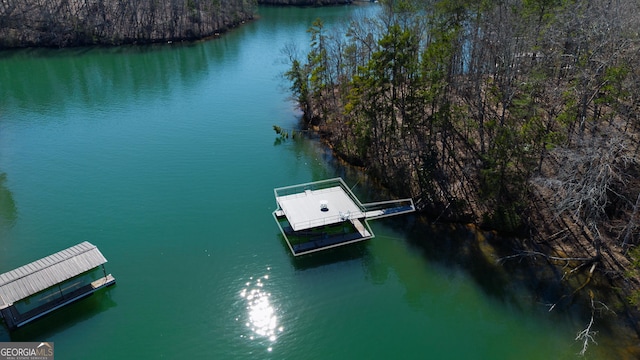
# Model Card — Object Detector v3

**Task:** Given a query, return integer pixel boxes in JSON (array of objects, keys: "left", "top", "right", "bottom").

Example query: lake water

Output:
[{"left": 0, "top": 4, "right": 625, "bottom": 359}]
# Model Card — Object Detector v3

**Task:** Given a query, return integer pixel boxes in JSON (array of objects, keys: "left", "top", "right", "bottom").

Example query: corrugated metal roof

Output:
[{"left": 0, "top": 241, "right": 107, "bottom": 308}]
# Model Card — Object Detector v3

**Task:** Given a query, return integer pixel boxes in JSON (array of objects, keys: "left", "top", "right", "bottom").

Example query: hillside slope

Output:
[{"left": 0, "top": 0, "right": 256, "bottom": 48}]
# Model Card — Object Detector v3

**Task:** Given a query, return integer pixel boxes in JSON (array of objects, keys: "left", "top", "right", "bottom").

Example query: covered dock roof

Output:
[{"left": 0, "top": 241, "right": 108, "bottom": 309}]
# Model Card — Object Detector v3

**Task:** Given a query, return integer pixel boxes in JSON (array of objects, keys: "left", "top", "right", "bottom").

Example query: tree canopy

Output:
[{"left": 286, "top": 0, "right": 640, "bottom": 351}]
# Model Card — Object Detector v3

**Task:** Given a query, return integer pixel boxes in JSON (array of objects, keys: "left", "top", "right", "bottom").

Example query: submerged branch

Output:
[
  {"left": 497, "top": 251, "right": 596, "bottom": 265},
  {"left": 575, "top": 292, "right": 608, "bottom": 356},
  {"left": 576, "top": 307, "right": 597, "bottom": 356}
]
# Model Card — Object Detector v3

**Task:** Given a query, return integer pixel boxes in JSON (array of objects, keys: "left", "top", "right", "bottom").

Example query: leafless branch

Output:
[
  {"left": 497, "top": 250, "right": 595, "bottom": 265},
  {"left": 575, "top": 295, "right": 601, "bottom": 356}
]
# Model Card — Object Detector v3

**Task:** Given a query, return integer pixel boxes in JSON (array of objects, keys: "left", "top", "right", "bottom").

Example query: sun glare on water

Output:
[{"left": 239, "top": 268, "right": 284, "bottom": 352}]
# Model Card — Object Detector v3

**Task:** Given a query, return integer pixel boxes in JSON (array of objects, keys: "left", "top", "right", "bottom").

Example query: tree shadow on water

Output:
[
  {"left": 402, "top": 217, "right": 601, "bottom": 321},
  {"left": 403, "top": 219, "right": 530, "bottom": 309}
]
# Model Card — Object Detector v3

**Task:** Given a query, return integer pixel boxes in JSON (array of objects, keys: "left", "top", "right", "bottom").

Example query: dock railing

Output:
[
  {"left": 287, "top": 209, "right": 366, "bottom": 231},
  {"left": 363, "top": 198, "right": 415, "bottom": 220},
  {"left": 273, "top": 178, "right": 416, "bottom": 256},
  {"left": 274, "top": 178, "right": 365, "bottom": 207},
  {"left": 274, "top": 177, "right": 368, "bottom": 231}
]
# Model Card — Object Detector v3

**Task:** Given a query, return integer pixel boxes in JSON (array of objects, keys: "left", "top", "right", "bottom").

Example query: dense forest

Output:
[
  {"left": 260, "top": 0, "right": 352, "bottom": 5},
  {"left": 0, "top": 0, "right": 358, "bottom": 48},
  {"left": 0, "top": 0, "right": 256, "bottom": 48},
  {"left": 284, "top": 0, "right": 640, "bottom": 353}
]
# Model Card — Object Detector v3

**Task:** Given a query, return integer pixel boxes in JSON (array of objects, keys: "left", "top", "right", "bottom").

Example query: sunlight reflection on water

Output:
[{"left": 238, "top": 267, "right": 283, "bottom": 352}]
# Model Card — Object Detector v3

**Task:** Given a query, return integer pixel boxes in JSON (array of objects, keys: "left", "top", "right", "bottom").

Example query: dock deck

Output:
[
  {"left": 273, "top": 178, "right": 415, "bottom": 256},
  {"left": 276, "top": 186, "right": 365, "bottom": 231}
]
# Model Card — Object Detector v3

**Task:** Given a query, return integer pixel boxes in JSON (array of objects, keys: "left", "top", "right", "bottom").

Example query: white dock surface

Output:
[{"left": 276, "top": 186, "right": 364, "bottom": 231}]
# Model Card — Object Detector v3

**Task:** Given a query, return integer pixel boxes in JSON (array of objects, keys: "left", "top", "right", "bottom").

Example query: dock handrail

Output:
[
  {"left": 287, "top": 210, "right": 366, "bottom": 231},
  {"left": 362, "top": 198, "right": 415, "bottom": 220},
  {"left": 273, "top": 177, "right": 416, "bottom": 256},
  {"left": 274, "top": 177, "right": 366, "bottom": 211}
]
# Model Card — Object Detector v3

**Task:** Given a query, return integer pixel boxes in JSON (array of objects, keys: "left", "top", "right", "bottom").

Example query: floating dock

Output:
[
  {"left": 0, "top": 241, "right": 115, "bottom": 331},
  {"left": 273, "top": 178, "right": 415, "bottom": 256}
]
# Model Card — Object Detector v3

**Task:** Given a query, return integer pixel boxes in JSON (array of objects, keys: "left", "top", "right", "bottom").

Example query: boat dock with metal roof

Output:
[
  {"left": 0, "top": 241, "right": 115, "bottom": 331},
  {"left": 273, "top": 178, "right": 415, "bottom": 256}
]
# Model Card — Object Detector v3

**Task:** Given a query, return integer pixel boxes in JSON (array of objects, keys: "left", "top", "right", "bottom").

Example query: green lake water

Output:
[{"left": 0, "top": 4, "right": 626, "bottom": 359}]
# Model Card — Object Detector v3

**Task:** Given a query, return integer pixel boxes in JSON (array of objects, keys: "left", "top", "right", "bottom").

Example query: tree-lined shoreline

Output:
[
  {"left": 0, "top": 0, "right": 362, "bottom": 49},
  {"left": 4, "top": 0, "right": 640, "bottom": 353},
  {"left": 284, "top": 0, "right": 640, "bottom": 353},
  {"left": 0, "top": 0, "right": 256, "bottom": 48}
]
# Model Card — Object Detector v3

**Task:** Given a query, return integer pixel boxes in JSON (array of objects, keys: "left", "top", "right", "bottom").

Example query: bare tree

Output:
[
  {"left": 541, "top": 134, "right": 639, "bottom": 252},
  {"left": 0, "top": 0, "right": 256, "bottom": 48}
]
